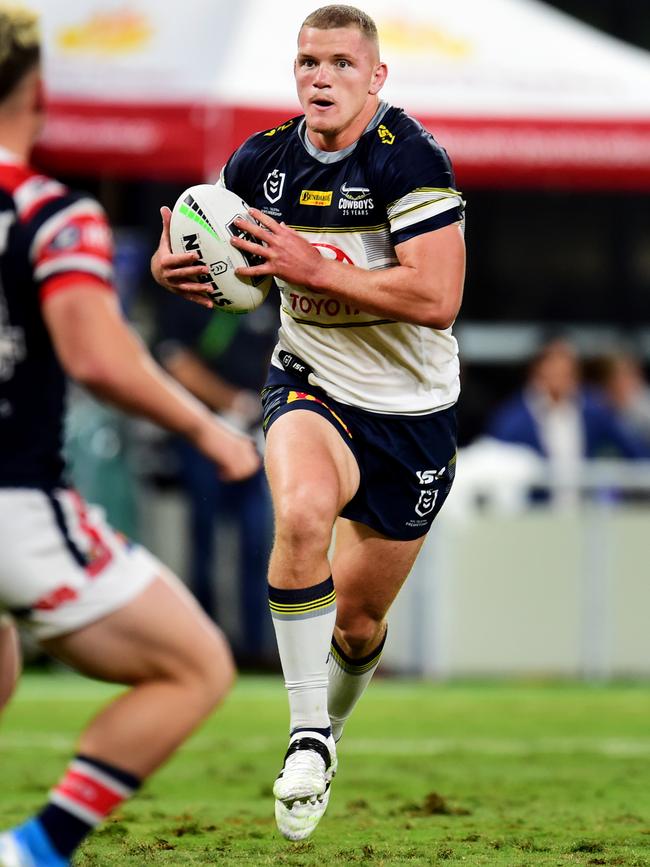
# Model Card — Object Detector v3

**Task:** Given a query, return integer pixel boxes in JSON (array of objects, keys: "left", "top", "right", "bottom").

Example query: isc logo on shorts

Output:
[{"left": 416, "top": 468, "right": 445, "bottom": 485}]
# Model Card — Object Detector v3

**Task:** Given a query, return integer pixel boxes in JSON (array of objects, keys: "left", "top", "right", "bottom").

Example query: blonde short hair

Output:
[
  {"left": 301, "top": 5, "right": 379, "bottom": 51},
  {"left": 0, "top": 4, "right": 40, "bottom": 101}
]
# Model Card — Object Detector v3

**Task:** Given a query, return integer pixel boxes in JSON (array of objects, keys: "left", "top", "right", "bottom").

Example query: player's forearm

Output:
[
  {"left": 308, "top": 257, "right": 463, "bottom": 329},
  {"left": 45, "top": 289, "right": 219, "bottom": 445}
]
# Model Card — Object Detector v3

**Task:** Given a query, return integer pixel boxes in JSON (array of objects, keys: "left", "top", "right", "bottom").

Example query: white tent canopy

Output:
[
  {"left": 222, "top": 0, "right": 650, "bottom": 118},
  {"left": 32, "top": 0, "right": 650, "bottom": 188}
]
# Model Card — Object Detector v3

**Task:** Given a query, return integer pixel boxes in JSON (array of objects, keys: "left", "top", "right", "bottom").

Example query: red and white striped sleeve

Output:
[{"left": 17, "top": 173, "right": 115, "bottom": 302}]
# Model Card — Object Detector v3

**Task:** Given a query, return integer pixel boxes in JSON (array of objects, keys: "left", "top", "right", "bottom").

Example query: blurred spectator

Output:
[
  {"left": 156, "top": 290, "right": 279, "bottom": 665},
  {"left": 484, "top": 338, "right": 649, "bottom": 504},
  {"left": 591, "top": 352, "right": 650, "bottom": 449}
]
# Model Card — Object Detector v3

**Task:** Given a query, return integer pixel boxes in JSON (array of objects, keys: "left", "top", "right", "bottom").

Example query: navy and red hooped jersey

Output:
[
  {"left": 0, "top": 148, "right": 114, "bottom": 487},
  {"left": 220, "top": 103, "right": 465, "bottom": 414}
]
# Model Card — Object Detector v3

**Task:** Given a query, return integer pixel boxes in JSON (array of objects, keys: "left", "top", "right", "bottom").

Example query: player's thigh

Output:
[
  {"left": 0, "top": 616, "right": 21, "bottom": 711},
  {"left": 265, "top": 409, "right": 360, "bottom": 518},
  {"left": 42, "top": 572, "right": 232, "bottom": 687},
  {"left": 331, "top": 518, "right": 427, "bottom": 622}
]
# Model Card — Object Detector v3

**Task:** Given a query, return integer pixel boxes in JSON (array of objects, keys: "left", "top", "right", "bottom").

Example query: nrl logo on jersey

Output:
[
  {"left": 338, "top": 182, "right": 374, "bottom": 214},
  {"left": 263, "top": 169, "right": 286, "bottom": 204}
]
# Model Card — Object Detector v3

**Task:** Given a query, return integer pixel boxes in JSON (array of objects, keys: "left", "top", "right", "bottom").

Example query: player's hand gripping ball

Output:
[{"left": 170, "top": 184, "right": 272, "bottom": 313}]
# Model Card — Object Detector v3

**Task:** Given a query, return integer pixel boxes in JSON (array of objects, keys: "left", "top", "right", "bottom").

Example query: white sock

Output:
[
  {"left": 328, "top": 629, "right": 387, "bottom": 741},
  {"left": 269, "top": 576, "right": 336, "bottom": 733}
]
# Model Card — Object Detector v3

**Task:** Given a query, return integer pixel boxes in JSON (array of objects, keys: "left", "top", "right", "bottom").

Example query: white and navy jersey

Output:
[
  {"left": 0, "top": 149, "right": 114, "bottom": 487},
  {"left": 221, "top": 102, "right": 464, "bottom": 414}
]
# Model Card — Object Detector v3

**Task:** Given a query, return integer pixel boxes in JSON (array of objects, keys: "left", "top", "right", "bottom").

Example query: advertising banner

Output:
[{"left": 29, "top": 0, "right": 650, "bottom": 188}]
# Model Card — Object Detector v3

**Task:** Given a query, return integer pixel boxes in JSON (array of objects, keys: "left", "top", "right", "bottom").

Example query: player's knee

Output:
[
  {"left": 188, "top": 628, "right": 236, "bottom": 709},
  {"left": 273, "top": 487, "right": 335, "bottom": 551},
  {"left": 161, "top": 626, "right": 235, "bottom": 714},
  {"left": 335, "top": 614, "right": 384, "bottom": 657}
]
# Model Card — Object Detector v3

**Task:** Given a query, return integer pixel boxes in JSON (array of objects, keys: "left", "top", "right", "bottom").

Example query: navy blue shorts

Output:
[{"left": 261, "top": 362, "right": 457, "bottom": 541}]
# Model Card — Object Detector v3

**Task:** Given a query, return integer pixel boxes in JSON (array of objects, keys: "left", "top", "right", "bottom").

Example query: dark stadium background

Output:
[
  {"left": 42, "top": 0, "right": 650, "bottom": 448},
  {"left": 456, "top": 0, "right": 650, "bottom": 445}
]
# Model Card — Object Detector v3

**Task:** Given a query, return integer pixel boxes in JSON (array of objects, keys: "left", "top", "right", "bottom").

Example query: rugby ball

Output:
[{"left": 169, "top": 184, "right": 272, "bottom": 313}]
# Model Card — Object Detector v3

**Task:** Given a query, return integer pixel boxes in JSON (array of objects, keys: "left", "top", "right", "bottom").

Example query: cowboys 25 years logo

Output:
[{"left": 338, "top": 182, "right": 374, "bottom": 216}]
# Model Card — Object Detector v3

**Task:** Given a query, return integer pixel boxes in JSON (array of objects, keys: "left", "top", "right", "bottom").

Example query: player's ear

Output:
[
  {"left": 33, "top": 74, "right": 46, "bottom": 114},
  {"left": 369, "top": 62, "right": 387, "bottom": 95}
]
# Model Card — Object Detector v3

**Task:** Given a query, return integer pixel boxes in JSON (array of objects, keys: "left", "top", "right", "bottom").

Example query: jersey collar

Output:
[{"left": 298, "top": 100, "right": 391, "bottom": 164}]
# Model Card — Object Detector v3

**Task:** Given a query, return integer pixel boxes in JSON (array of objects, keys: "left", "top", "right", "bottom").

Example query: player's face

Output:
[
  {"left": 533, "top": 343, "right": 580, "bottom": 402},
  {"left": 295, "top": 26, "right": 387, "bottom": 151}
]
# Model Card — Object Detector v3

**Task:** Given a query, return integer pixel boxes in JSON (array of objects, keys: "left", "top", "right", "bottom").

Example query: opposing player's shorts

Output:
[
  {"left": 0, "top": 487, "right": 160, "bottom": 640},
  {"left": 261, "top": 357, "right": 457, "bottom": 541}
]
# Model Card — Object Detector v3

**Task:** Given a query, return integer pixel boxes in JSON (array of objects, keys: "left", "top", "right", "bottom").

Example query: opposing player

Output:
[
  {"left": 153, "top": 4, "right": 465, "bottom": 841},
  {"left": 0, "top": 6, "right": 260, "bottom": 866}
]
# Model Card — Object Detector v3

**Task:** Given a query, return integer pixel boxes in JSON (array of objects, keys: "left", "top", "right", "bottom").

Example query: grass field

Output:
[{"left": 1, "top": 673, "right": 650, "bottom": 866}]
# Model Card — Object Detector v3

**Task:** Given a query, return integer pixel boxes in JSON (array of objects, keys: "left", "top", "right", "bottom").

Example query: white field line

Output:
[{"left": 3, "top": 733, "right": 650, "bottom": 757}]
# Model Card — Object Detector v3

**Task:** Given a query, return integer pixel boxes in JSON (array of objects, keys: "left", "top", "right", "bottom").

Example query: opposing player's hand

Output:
[
  {"left": 231, "top": 208, "right": 326, "bottom": 289},
  {"left": 151, "top": 207, "right": 214, "bottom": 309},
  {"left": 194, "top": 415, "right": 261, "bottom": 482}
]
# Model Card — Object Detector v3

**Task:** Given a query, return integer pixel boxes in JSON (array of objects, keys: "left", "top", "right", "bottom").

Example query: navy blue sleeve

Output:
[
  {"left": 373, "top": 113, "right": 464, "bottom": 246},
  {"left": 221, "top": 140, "right": 256, "bottom": 204}
]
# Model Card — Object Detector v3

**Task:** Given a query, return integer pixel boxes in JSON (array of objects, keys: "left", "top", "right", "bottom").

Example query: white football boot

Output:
[
  {"left": 0, "top": 833, "right": 34, "bottom": 867},
  {"left": 273, "top": 731, "right": 337, "bottom": 841}
]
